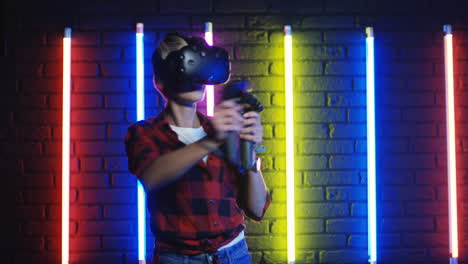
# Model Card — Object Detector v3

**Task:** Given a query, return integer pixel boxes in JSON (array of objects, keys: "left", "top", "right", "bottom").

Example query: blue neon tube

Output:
[
  {"left": 136, "top": 22, "right": 147, "bottom": 264},
  {"left": 365, "top": 27, "right": 377, "bottom": 264}
]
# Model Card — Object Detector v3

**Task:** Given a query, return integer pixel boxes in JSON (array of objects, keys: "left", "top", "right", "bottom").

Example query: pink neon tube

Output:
[
  {"left": 205, "top": 22, "right": 214, "bottom": 116},
  {"left": 62, "top": 27, "right": 71, "bottom": 264},
  {"left": 444, "top": 24, "right": 459, "bottom": 263}
]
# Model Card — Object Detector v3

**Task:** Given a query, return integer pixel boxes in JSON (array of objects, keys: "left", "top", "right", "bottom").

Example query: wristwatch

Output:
[{"left": 248, "top": 156, "right": 260, "bottom": 172}]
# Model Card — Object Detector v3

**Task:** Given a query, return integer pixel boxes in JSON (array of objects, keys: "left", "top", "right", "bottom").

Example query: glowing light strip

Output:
[
  {"left": 284, "top": 25, "right": 295, "bottom": 264},
  {"left": 61, "top": 27, "right": 71, "bottom": 264},
  {"left": 136, "top": 22, "right": 147, "bottom": 264},
  {"left": 444, "top": 24, "right": 459, "bottom": 263},
  {"left": 205, "top": 22, "right": 214, "bottom": 116},
  {"left": 365, "top": 27, "right": 377, "bottom": 264}
]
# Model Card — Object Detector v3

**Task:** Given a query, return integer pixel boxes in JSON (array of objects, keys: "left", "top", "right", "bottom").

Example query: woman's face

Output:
[
  {"left": 172, "top": 84, "right": 206, "bottom": 104},
  {"left": 153, "top": 78, "right": 205, "bottom": 105},
  {"left": 153, "top": 78, "right": 206, "bottom": 105}
]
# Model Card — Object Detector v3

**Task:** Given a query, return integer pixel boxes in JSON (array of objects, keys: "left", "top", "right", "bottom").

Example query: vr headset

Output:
[{"left": 152, "top": 33, "right": 231, "bottom": 92}]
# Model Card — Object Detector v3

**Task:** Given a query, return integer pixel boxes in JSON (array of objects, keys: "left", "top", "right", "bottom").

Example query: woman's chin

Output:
[{"left": 173, "top": 91, "right": 205, "bottom": 105}]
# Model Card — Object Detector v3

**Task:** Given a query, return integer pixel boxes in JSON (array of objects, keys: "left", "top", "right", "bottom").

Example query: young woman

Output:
[{"left": 125, "top": 33, "right": 270, "bottom": 264}]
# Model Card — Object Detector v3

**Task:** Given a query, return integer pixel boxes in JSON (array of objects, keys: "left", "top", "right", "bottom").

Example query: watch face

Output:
[{"left": 249, "top": 157, "right": 260, "bottom": 172}]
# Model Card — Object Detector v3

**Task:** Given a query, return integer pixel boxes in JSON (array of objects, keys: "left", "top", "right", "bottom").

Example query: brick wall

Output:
[{"left": 6, "top": 0, "right": 468, "bottom": 263}]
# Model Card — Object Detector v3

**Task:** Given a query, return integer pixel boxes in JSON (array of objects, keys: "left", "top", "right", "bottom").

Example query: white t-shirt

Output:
[
  {"left": 169, "top": 124, "right": 208, "bottom": 163},
  {"left": 168, "top": 124, "right": 245, "bottom": 250}
]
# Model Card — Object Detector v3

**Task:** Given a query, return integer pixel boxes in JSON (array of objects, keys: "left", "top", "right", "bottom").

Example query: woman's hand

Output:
[
  {"left": 211, "top": 100, "right": 244, "bottom": 140},
  {"left": 240, "top": 111, "right": 263, "bottom": 149}
]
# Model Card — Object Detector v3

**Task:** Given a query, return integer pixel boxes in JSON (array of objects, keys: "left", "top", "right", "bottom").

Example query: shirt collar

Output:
[
  {"left": 151, "top": 108, "right": 215, "bottom": 139},
  {"left": 149, "top": 107, "right": 225, "bottom": 162}
]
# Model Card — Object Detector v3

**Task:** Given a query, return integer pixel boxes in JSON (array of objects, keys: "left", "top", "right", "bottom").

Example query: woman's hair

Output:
[
  {"left": 152, "top": 34, "right": 188, "bottom": 76},
  {"left": 158, "top": 34, "right": 188, "bottom": 60},
  {"left": 151, "top": 34, "right": 188, "bottom": 97}
]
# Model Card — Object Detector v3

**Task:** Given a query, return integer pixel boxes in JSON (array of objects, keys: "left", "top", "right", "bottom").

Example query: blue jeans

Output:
[{"left": 158, "top": 238, "right": 252, "bottom": 264}]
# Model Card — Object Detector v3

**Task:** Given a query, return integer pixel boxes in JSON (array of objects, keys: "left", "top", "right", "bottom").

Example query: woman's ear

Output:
[
  {"left": 153, "top": 76, "right": 158, "bottom": 89},
  {"left": 153, "top": 76, "right": 169, "bottom": 100}
]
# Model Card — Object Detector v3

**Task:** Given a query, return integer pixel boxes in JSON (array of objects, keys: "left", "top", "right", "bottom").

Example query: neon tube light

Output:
[
  {"left": 365, "top": 27, "right": 377, "bottom": 264},
  {"left": 444, "top": 24, "right": 459, "bottom": 264},
  {"left": 284, "top": 25, "right": 295, "bottom": 264},
  {"left": 136, "top": 22, "right": 147, "bottom": 264},
  {"left": 204, "top": 22, "right": 214, "bottom": 116},
  {"left": 61, "top": 27, "right": 71, "bottom": 264}
]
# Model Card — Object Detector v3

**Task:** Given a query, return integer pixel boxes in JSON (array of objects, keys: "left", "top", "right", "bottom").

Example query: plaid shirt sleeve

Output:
[{"left": 124, "top": 122, "right": 161, "bottom": 177}]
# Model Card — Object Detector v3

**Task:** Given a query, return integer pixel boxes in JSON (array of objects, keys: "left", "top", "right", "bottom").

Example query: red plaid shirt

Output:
[{"left": 124, "top": 109, "right": 270, "bottom": 257}]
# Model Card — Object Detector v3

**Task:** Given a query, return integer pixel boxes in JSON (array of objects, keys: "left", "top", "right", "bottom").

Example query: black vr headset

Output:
[{"left": 152, "top": 33, "right": 231, "bottom": 93}]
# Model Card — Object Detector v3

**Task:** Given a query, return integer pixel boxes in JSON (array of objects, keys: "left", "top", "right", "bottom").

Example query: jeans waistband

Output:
[
  {"left": 207, "top": 238, "right": 247, "bottom": 264},
  {"left": 158, "top": 238, "right": 248, "bottom": 264}
]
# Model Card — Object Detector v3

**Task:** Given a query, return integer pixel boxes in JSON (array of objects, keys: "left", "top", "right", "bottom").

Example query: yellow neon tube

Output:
[{"left": 284, "top": 25, "right": 295, "bottom": 264}]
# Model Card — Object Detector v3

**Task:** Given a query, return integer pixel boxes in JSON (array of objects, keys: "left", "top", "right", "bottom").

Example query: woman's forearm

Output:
[
  {"left": 140, "top": 137, "right": 220, "bottom": 192},
  {"left": 242, "top": 154, "right": 269, "bottom": 220}
]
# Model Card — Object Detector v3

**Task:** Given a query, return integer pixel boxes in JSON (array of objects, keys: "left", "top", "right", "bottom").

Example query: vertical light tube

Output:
[
  {"left": 61, "top": 27, "right": 71, "bottom": 264},
  {"left": 136, "top": 22, "right": 147, "bottom": 264},
  {"left": 365, "top": 27, "right": 377, "bottom": 264},
  {"left": 444, "top": 24, "right": 459, "bottom": 264},
  {"left": 284, "top": 25, "right": 295, "bottom": 264},
  {"left": 204, "top": 22, "right": 214, "bottom": 116}
]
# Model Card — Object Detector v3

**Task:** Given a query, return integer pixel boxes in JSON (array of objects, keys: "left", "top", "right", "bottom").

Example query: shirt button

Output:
[
  {"left": 214, "top": 222, "right": 219, "bottom": 226},
  {"left": 201, "top": 239, "right": 212, "bottom": 247}
]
